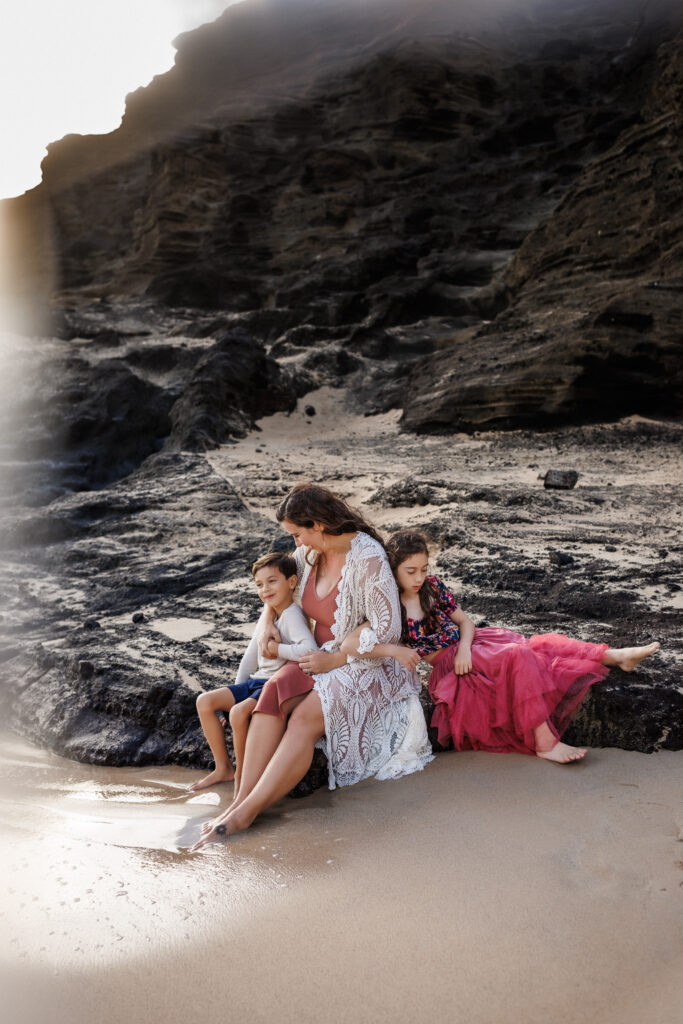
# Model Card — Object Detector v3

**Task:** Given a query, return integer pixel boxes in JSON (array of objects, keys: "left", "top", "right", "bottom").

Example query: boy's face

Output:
[{"left": 253, "top": 565, "right": 297, "bottom": 608}]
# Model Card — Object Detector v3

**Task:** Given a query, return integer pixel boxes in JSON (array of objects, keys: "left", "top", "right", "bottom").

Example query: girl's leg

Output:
[
  {"left": 534, "top": 720, "right": 587, "bottom": 763},
  {"left": 534, "top": 642, "right": 659, "bottom": 763},
  {"left": 602, "top": 642, "right": 660, "bottom": 671},
  {"left": 228, "top": 692, "right": 309, "bottom": 812},
  {"left": 229, "top": 698, "right": 257, "bottom": 798},
  {"left": 189, "top": 688, "right": 236, "bottom": 791},
  {"left": 192, "top": 692, "right": 324, "bottom": 850}
]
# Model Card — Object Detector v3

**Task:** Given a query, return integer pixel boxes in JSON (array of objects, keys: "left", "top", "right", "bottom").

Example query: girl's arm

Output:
[{"left": 450, "top": 607, "right": 475, "bottom": 674}]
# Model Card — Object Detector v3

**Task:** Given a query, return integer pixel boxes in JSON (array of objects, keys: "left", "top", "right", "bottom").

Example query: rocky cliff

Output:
[{"left": 5, "top": 0, "right": 683, "bottom": 432}]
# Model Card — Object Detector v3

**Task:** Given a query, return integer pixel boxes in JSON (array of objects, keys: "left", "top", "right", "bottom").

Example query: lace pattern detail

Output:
[
  {"left": 295, "top": 534, "right": 433, "bottom": 789},
  {"left": 357, "top": 627, "right": 378, "bottom": 655}
]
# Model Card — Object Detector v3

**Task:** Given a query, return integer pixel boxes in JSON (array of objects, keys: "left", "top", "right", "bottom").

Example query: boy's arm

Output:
[
  {"left": 236, "top": 607, "right": 272, "bottom": 683},
  {"left": 234, "top": 632, "right": 260, "bottom": 684},
  {"left": 277, "top": 606, "right": 318, "bottom": 661}
]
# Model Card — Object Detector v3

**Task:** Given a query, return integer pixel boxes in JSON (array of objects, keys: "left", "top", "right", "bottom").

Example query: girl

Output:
[{"left": 382, "top": 530, "right": 660, "bottom": 763}]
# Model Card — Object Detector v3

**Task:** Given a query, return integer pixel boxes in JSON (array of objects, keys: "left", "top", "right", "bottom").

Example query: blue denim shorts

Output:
[{"left": 227, "top": 677, "right": 266, "bottom": 705}]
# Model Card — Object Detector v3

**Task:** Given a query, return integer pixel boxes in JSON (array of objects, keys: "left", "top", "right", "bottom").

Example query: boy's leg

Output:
[
  {"left": 229, "top": 697, "right": 257, "bottom": 799},
  {"left": 188, "top": 687, "right": 237, "bottom": 791}
]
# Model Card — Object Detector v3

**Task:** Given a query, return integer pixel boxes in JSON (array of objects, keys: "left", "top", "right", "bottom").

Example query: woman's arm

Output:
[
  {"left": 297, "top": 649, "right": 348, "bottom": 674},
  {"left": 450, "top": 607, "right": 475, "bottom": 674},
  {"left": 340, "top": 623, "right": 420, "bottom": 671},
  {"left": 336, "top": 551, "right": 420, "bottom": 673}
]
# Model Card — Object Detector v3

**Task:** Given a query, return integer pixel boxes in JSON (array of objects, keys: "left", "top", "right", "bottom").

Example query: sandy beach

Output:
[{"left": 1, "top": 729, "right": 681, "bottom": 1024}]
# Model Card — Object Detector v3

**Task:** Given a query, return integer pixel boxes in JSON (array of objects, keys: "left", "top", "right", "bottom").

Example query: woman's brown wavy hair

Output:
[
  {"left": 276, "top": 484, "right": 385, "bottom": 561},
  {"left": 386, "top": 529, "right": 438, "bottom": 642}
]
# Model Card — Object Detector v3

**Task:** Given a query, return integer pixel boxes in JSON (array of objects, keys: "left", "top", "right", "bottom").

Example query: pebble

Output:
[
  {"left": 132, "top": 612, "right": 145, "bottom": 624},
  {"left": 78, "top": 660, "right": 95, "bottom": 679},
  {"left": 304, "top": 405, "right": 316, "bottom": 416}
]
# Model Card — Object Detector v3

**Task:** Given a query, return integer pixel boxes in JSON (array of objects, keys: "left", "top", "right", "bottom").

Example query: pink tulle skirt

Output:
[{"left": 428, "top": 628, "right": 609, "bottom": 754}]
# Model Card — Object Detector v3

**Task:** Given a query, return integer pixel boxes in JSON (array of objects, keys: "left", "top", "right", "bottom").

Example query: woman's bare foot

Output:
[
  {"left": 537, "top": 742, "right": 587, "bottom": 764},
  {"left": 191, "top": 805, "right": 252, "bottom": 851},
  {"left": 603, "top": 642, "right": 660, "bottom": 672},
  {"left": 188, "top": 766, "right": 235, "bottom": 792}
]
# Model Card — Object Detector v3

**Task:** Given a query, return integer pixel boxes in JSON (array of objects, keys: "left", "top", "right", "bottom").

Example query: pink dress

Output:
[
  {"left": 254, "top": 569, "right": 338, "bottom": 718},
  {"left": 411, "top": 577, "right": 609, "bottom": 754}
]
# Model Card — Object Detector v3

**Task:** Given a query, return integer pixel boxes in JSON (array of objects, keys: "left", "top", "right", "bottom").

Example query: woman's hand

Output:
[
  {"left": 259, "top": 624, "right": 281, "bottom": 659},
  {"left": 389, "top": 645, "right": 421, "bottom": 671},
  {"left": 298, "top": 650, "right": 346, "bottom": 675},
  {"left": 453, "top": 644, "right": 472, "bottom": 675}
]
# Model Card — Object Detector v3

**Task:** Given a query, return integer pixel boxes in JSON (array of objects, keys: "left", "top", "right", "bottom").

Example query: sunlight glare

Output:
[{"left": 1, "top": 1, "right": 235, "bottom": 199}]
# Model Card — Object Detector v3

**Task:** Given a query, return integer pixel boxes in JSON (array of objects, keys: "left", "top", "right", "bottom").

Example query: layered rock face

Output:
[
  {"left": 6, "top": 0, "right": 683, "bottom": 435},
  {"left": 402, "top": 25, "right": 683, "bottom": 431}
]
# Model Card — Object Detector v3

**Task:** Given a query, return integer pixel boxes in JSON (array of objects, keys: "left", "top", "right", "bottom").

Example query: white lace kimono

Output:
[{"left": 295, "top": 532, "right": 434, "bottom": 789}]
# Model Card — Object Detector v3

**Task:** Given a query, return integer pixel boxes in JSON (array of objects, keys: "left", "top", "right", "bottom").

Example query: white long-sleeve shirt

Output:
[{"left": 234, "top": 603, "right": 317, "bottom": 684}]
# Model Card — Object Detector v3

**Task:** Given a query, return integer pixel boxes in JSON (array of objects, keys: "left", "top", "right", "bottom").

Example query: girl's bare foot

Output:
[
  {"left": 603, "top": 642, "right": 660, "bottom": 672},
  {"left": 537, "top": 742, "right": 587, "bottom": 764},
  {"left": 188, "top": 766, "right": 235, "bottom": 792}
]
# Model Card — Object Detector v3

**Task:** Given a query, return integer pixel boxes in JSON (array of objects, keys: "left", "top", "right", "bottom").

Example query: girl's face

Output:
[
  {"left": 280, "top": 518, "right": 325, "bottom": 552},
  {"left": 395, "top": 551, "right": 430, "bottom": 596}
]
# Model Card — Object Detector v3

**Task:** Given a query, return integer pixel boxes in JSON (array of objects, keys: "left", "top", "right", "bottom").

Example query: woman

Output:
[{"left": 192, "top": 484, "right": 433, "bottom": 850}]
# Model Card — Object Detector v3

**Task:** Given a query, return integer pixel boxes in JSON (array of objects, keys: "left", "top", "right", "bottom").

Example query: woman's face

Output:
[
  {"left": 395, "top": 552, "right": 430, "bottom": 596},
  {"left": 280, "top": 518, "right": 325, "bottom": 552}
]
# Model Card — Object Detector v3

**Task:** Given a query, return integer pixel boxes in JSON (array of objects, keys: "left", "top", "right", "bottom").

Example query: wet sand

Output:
[{"left": 1, "top": 731, "right": 681, "bottom": 1024}]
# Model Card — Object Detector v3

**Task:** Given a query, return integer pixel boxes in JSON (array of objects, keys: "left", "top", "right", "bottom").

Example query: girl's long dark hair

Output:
[
  {"left": 386, "top": 529, "right": 438, "bottom": 642},
  {"left": 276, "top": 483, "right": 385, "bottom": 551}
]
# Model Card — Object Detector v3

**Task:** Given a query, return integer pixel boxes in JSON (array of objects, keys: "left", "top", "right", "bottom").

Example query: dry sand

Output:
[{"left": 1, "top": 730, "right": 681, "bottom": 1024}]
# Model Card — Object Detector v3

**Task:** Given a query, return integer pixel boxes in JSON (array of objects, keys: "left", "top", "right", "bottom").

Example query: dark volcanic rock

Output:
[
  {"left": 0, "top": 319, "right": 296, "bottom": 506},
  {"left": 0, "top": 453, "right": 275, "bottom": 767},
  {"left": 544, "top": 470, "right": 579, "bottom": 489},
  {"left": 167, "top": 328, "right": 296, "bottom": 449}
]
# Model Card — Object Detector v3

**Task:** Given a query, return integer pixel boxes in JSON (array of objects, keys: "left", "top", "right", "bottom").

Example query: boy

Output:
[{"left": 189, "top": 552, "right": 316, "bottom": 794}]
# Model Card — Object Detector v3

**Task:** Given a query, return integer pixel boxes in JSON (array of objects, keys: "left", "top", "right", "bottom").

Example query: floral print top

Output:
[{"left": 405, "top": 575, "right": 460, "bottom": 656}]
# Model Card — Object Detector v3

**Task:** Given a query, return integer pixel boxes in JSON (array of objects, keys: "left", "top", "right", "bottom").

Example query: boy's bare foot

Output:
[
  {"left": 604, "top": 642, "right": 660, "bottom": 672},
  {"left": 537, "top": 742, "right": 587, "bottom": 764},
  {"left": 188, "top": 767, "right": 235, "bottom": 792}
]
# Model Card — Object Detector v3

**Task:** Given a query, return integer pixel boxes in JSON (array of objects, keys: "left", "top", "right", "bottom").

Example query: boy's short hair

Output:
[{"left": 251, "top": 551, "right": 297, "bottom": 580}]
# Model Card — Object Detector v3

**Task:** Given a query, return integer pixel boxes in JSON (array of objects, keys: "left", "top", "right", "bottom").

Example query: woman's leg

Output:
[
  {"left": 192, "top": 692, "right": 324, "bottom": 850},
  {"left": 189, "top": 688, "right": 236, "bottom": 791},
  {"left": 229, "top": 698, "right": 257, "bottom": 798},
  {"left": 226, "top": 709, "right": 286, "bottom": 810},
  {"left": 228, "top": 693, "right": 309, "bottom": 812}
]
